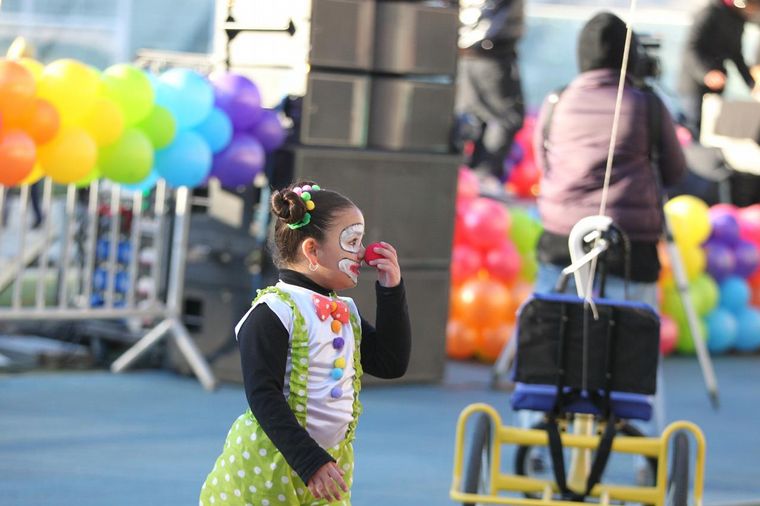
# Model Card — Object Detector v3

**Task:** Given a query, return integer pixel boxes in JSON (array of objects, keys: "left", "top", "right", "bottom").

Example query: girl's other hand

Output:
[
  {"left": 307, "top": 462, "right": 347, "bottom": 501},
  {"left": 367, "top": 241, "right": 401, "bottom": 288}
]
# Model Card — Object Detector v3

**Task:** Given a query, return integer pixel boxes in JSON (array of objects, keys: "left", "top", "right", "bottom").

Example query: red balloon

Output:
[
  {"left": 0, "top": 59, "right": 35, "bottom": 123},
  {"left": 484, "top": 240, "right": 521, "bottom": 283},
  {"left": 660, "top": 314, "right": 678, "bottom": 355},
  {"left": 451, "top": 244, "right": 483, "bottom": 284},
  {"left": 0, "top": 129, "right": 36, "bottom": 186},
  {"left": 461, "top": 198, "right": 511, "bottom": 251},
  {"left": 507, "top": 161, "right": 541, "bottom": 198}
]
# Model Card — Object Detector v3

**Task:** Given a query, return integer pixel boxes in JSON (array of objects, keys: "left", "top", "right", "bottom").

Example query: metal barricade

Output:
[{"left": 0, "top": 178, "right": 217, "bottom": 390}]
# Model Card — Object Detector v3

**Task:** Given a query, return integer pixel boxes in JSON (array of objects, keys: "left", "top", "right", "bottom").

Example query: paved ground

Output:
[{"left": 1, "top": 357, "right": 759, "bottom": 506}]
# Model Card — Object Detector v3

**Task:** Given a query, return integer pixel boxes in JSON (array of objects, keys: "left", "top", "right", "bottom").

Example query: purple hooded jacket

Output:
[{"left": 534, "top": 68, "right": 686, "bottom": 242}]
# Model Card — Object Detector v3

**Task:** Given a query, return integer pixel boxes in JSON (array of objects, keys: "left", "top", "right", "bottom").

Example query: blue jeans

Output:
[{"left": 516, "top": 263, "right": 665, "bottom": 436}]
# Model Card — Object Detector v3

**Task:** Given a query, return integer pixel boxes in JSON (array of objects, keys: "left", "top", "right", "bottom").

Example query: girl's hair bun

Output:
[{"left": 271, "top": 188, "right": 307, "bottom": 225}]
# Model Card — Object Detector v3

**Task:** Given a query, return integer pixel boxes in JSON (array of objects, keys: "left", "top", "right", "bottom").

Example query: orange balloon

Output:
[
  {"left": 0, "top": 130, "right": 36, "bottom": 186},
  {"left": 509, "top": 280, "right": 535, "bottom": 316},
  {"left": 478, "top": 322, "right": 514, "bottom": 362},
  {"left": 8, "top": 98, "right": 60, "bottom": 145},
  {"left": 453, "top": 278, "right": 513, "bottom": 330},
  {"left": 446, "top": 319, "right": 479, "bottom": 360},
  {"left": 38, "top": 126, "right": 97, "bottom": 184},
  {"left": 0, "top": 59, "right": 36, "bottom": 123}
]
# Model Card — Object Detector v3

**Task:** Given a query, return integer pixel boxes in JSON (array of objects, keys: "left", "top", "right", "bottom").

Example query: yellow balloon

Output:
[
  {"left": 21, "top": 164, "right": 45, "bottom": 185},
  {"left": 38, "top": 59, "right": 100, "bottom": 125},
  {"left": 75, "top": 166, "right": 100, "bottom": 188},
  {"left": 678, "top": 243, "right": 706, "bottom": 280},
  {"left": 664, "top": 195, "right": 711, "bottom": 246},
  {"left": 16, "top": 58, "right": 44, "bottom": 82},
  {"left": 38, "top": 126, "right": 97, "bottom": 184},
  {"left": 80, "top": 97, "right": 125, "bottom": 147}
]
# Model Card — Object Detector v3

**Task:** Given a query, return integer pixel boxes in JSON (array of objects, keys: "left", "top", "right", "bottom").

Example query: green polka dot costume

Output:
[{"left": 200, "top": 283, "right": 363, "bottom": 506}]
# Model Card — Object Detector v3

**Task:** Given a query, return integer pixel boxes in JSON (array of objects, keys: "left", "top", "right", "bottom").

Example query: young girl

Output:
[{"left": 200, "top": 181, "right": 411, "bottom": 506}]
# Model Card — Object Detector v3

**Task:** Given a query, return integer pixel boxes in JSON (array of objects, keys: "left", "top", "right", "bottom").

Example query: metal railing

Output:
[{"left": 0, "top": 179, "right": 217, "bottom": 390}]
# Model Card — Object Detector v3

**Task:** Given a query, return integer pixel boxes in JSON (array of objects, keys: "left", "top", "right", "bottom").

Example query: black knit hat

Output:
[{"left": 577, "top": 12, "right": 637, "bottom": 73}]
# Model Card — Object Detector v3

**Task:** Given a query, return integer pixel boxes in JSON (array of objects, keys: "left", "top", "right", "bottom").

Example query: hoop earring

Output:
[{"left": 308, "top": 262, "right": 319, "bottom": 272}]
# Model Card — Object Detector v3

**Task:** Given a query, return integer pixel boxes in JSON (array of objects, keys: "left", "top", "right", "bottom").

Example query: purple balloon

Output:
[
  {"left": 211, "top": 133, "right": 266, "bottom": 189},
  {"left": 249, "top": 109, "right": 286, "bottom": 152},
  {"left": 734, "top": 239, "right": 760, "bottom": 278},
  {"left": 709, "top": 212, "right": 741, "bottom": 246},
  {"left": 211, "top": 73, "right": 263, "bottom": 130},
  {"left": 706, "top": 241, "right": 736, "bottom": 282}
]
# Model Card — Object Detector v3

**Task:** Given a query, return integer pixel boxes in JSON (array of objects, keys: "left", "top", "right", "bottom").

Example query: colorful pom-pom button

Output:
[
  {"left": 330, "top": 386, "right": 342, "bottom": 399},
  {"left": 311, "top": 184, "right": 321, "bottom": 191},
  {"left": 330, "top": 320, "right": 342, "bottom": 333},
  {"left": 294, "top": 187, "right": 303, "bottom": 195},
  {"left": 330, "top": 301, "right": 338, "bottom": 312},
  {"left": 331, "top": 368, "right": 344, "bottom": 380},
  {"left": 302, "top": 185, "right": 312, "bottom": 192},
  {"left": 334, "top": 357, "right": 346, "bottom": 369},
  {"left": 306, "top": 200, "right": 315, "bottom": 211},
  {"left": 332, "top": 337, "right": 345, "bottom": 350},
  {"left": 301, "top": 191, "right": 311, "bottom": 201}
]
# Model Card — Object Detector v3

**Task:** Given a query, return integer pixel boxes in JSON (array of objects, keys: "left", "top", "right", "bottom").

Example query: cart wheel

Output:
[
  {"left": 514, "top": 420, "right": 658, "bottom": 499},
  {"left": 463, "top": 413, "right": 492, "bottom": 506},
  {"left": 667, "top": 432, "right": 689, "bottom": 506}
]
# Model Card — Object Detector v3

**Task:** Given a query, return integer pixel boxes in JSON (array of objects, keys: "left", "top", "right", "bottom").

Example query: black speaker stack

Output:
[{"left": 185, "top": 0, "right": 461, "bottom": 384}]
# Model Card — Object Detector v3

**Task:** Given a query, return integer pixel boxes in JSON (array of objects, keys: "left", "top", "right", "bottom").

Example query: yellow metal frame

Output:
[{"left": 450, "top": 403, "right": 706, "bottom": 506}]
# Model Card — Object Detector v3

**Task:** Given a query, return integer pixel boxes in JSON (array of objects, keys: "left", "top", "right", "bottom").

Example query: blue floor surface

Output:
[{"left": 1, "top": 357, "right": 759, "bottom": 505}]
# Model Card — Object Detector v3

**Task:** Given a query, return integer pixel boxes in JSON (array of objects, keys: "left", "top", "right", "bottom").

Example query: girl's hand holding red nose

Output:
[{"left": 363, "top": 241, "right": 401, "bottom": 288}]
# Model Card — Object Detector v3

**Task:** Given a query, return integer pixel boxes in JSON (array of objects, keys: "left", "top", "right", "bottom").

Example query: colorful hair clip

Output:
[{"left": 286, "top": 184, "right": 321, "bottom": 229}]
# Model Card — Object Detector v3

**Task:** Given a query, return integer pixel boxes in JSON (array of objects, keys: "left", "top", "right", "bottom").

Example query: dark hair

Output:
[
  {"left": 577, "top": 12, "right": 639, "bottom": 73},
  {"left": 270, "top": 180, "right": 357, "bottom": 267}
]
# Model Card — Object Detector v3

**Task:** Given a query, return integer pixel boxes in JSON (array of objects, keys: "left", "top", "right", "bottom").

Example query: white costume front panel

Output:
[{"left": 236, "top": 281, "right": 358, "bottom": 450}]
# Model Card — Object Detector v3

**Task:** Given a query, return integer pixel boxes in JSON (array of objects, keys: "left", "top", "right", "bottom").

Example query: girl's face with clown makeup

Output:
[{"left": 311, "top": 206, "right": 366, "bottom": 291}]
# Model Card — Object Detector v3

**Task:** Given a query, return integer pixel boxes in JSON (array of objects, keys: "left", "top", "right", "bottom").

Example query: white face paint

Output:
[
  {"left": 340, "top": 223, "right": 364, "bottom": 253},
  {"left": 338, "top": 223, "right": 364, "bottom": 284}
]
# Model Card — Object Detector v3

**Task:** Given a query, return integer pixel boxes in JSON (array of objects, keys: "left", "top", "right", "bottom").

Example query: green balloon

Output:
[
  {"left": 689, "top": 274, "right": 719, "bottom": 316},
  {"left": 137, "top": 105, "right": 177, "bottom": 149},
  {"left": 509, "top": 207, "right": 543, "bottom": 255},
  {"left": 103, "top": 64, "right": 155, "bottom": 126},
  {"left": 519, "top": 252, "right": 538, "bottom": 282},
  {"left": 98, "top": 128, "right": 154, "bottom": 184},
  {"left": 676, "top": 316, "right": 707, "bottom": 355}
]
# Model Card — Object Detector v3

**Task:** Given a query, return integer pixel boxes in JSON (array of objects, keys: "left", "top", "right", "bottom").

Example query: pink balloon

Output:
[
  {"left": 709, "top": 203, "right": 738, "bottom": 219},
  {"left": 737, "top": 204, "right": 760, "bottom": 243},
  {"left": 461, "top": 198, "right": 511, "bottom": 251},
  {"left": 660, "top": 315, "right": 678, "bottom": 355},
  {"left": 484, "top": 240, "right": 521, "bottom": 283},
  {"left": 451, "top": 244, "right": 483, "bottom": 284},
  {"left": 457, "top": 166, "right": 479, "bottom": 200}
]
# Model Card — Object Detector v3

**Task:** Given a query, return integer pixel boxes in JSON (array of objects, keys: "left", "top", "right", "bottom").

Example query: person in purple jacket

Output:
[{"left": 533, "top": 11, "right": 686, "bottom": 310}]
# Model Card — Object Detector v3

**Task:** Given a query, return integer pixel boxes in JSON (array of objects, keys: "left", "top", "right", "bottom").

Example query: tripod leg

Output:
[{"left": 111, "top": 318, "right": 173, "bottom": 373}]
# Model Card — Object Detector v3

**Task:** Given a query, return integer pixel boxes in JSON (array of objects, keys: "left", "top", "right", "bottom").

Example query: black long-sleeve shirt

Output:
[
  {"left": 237, "top": 269, "right": 411, "bottom": 485},
  {"left": 679, "top": 0, "right": 755, "bottom": 97}
]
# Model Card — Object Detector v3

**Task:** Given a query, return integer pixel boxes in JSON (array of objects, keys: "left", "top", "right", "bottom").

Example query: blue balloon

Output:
[
  {"left": 719, "top": 276, "right": 751, "bottom": 313},
  {"left": 735, "top": 308, "right": 760, "bottom": 352},
  {"left": 155, "top": 131, "right": 212, "bottom": 189},
  {"left": 705, "top": 307, "right": 737, "bottom": 353},
  {"left": 156, "top": 69, "right": 214, "bottom": 129},
  {"left": 194, "top": 107, "right": 233, "bottom": 154}
]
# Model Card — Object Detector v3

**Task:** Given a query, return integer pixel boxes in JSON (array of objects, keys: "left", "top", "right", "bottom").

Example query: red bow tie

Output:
[{"left": 312, "top": 294, "right": 350, "bottom": 323}]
